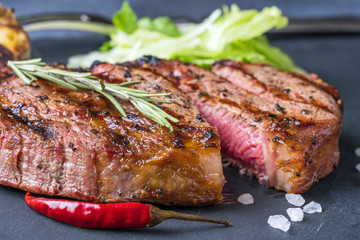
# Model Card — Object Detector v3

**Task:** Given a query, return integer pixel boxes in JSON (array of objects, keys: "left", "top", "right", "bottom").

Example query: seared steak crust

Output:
[
  {"left": 0, "top": 63, "right": 224, "bottom": 206},
  {"left": 212, "top": 60, "right": 342, "bottom": 118},
  {"left": 130, "top": 57, "right": 342, "bottom": 193}
]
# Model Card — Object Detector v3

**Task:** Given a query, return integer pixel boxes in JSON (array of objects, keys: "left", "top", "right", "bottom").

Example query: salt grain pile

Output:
[{"left": 267, "top": 193, "right": 324, "bottom": 232}]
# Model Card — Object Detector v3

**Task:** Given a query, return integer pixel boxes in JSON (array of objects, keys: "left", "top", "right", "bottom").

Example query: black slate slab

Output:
[{"left": 0, "top": 10, "right": 360, "bottom": 240}]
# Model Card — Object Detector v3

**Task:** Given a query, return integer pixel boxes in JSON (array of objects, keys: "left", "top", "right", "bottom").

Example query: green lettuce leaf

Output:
[
  {"left": 112, "top": 1, "right": 137, "bottom": 34},
  {"left": 112, "top": 1, "right": 180, "bottom": 37},
  {"left": 69, "top": 4, "right": 302, "bottom": 73}
]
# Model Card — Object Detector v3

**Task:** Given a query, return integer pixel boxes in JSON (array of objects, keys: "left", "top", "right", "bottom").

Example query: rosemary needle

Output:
[{"left": 7, "top": 58, "right": 178, "bottom": 131}]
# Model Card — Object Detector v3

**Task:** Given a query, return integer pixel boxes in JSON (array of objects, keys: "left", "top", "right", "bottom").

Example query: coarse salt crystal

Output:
[
  {"left": 355, "top": 147, "right": 360, "bottom": 157},
  {"left": 267, "top": 215, "right": 291, "bottom": 232},
  {"left": 303, "top": 201, "right": 322, "bottom": 214},
  {"left": 286, "top": 208, "right": 304, "bottom": 222},
  {"left": 285, "top": 193, "right": 305, "bottom": 207},
  {"left": 356, "top": 163, "right": 360, "bottom": 172},
  {"left": 237, "top": 193, "right": 254, "bottom": 205}
]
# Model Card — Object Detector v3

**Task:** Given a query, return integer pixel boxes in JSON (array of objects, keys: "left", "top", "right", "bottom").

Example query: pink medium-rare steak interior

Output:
[{"left": 198, "top": 102, "right": 265, "bottom": 178}]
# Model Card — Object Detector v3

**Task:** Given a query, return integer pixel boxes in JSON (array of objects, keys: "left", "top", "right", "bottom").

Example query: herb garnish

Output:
[{"left": 7, "top": 58, "right": 178, "bottom": 131}]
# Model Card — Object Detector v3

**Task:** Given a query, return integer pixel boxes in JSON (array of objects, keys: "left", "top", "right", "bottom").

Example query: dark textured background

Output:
[
  {"left": 3, "top": 0, "right": 360, "bottom": 20},
  {"left": 0, "top": 1, "right": 360, "bottom": 240}
]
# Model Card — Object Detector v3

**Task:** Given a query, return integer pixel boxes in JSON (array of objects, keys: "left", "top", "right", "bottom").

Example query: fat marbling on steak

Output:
[
  {"left": 0, "top": 62, "right": 224, "bottom": 206},
  {"left": 131, "top": 57, "right": 343, "bottom": 193}
]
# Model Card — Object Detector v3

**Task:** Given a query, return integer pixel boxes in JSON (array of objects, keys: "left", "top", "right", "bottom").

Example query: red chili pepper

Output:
[{"left": 25, "top": 192, "right": 231, "bottom": 229}]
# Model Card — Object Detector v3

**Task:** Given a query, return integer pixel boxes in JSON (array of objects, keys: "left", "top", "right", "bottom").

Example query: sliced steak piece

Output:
[
  {"left": 0, "top": 63, "right": 224, "bottom": 206},
  {"left": 130, "top": 56, "right": 342, "bottom": 193}
]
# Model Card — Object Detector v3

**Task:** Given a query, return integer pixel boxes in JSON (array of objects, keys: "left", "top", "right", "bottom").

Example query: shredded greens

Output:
[{"left": 68, "top": 2, "right": 302, "bottom": 72}]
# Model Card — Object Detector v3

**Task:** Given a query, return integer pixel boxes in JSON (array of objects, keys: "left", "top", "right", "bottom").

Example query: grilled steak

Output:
[
  {"left": 130, "top": 57, "right": 342, "bottom": 193},
  {"left": 0, "top": 62, "right": 224, "bottom": 206}
]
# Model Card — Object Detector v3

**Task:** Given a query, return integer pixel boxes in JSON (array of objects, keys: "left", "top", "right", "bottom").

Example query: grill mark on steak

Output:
[
  {"left": 217, "top": 97, "right": 275, "bottom": 120},
  {"left": 212, "top": 60, "right": 342, "bottom": 119},
  {"left": 216, "top": 60, "right": 341, "bottom": 102},
  {"left": 130, "top": 57, "right": 342, "bottom": 194},
  {"left": 1, "top": 101, "right": 53, "bottom": 138},
  {"left": 213, "top": 60, "right": 341, "bottom": 116},
  {"left": 222, "top": 61, "right": 268, "bottom": 93},
  {"left": 290, "top": 71, "right": 341, "bottom": 101}
]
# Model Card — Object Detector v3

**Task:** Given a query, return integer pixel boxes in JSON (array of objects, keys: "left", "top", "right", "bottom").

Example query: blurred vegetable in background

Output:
[{"left": 69, "top": 1, "right": 302, "bottom": 72}]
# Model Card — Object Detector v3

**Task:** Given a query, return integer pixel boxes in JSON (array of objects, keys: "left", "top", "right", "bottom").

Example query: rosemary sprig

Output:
[{"left": 7, "top": 58, "right": 178, "bottom": 131}]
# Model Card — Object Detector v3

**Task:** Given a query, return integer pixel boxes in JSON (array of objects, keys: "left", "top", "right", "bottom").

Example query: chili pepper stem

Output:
[{"left": 148, "top": 206, "right": 232, "bottom": 227}]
